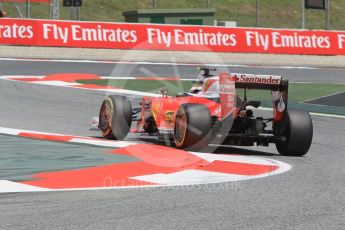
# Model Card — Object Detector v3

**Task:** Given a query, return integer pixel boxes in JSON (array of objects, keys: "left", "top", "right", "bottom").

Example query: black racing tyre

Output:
[
  {"left": 99, "top": 95, "right": 132, "bottom": 140},
  {"left": 174, "top": 104, "right": 212, "bottom": 151},
  {"left": 276, "top": 109, "right": 313, "bottom": 156}
]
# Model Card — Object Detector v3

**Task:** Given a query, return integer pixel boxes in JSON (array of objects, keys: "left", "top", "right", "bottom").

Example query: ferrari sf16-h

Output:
[{"left": 98, "top": 68, "right": 313, "bottom": 156}]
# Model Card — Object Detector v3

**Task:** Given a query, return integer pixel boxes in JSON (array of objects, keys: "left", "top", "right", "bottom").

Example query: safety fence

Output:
[{"left": 1, "top": 18, "right": 345, "bottom": 55}]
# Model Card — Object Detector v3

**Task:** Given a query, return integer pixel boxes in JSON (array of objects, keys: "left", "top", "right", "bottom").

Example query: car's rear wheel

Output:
[
  {"left": 174, "top": 104, "right": 212, "bottom": 150},
  {"left": 99, "top": 95, "right": 132, "bottom": 140},
  {"left": 276, "top": 109, "right": 313, "bottom": 156}
]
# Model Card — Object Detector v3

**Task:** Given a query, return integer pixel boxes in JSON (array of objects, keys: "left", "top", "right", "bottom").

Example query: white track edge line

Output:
[
  {"left": 0, "top": 57, "right": 327, "bottom": 70},
  {"left": 258, "top": 107, "right": 345, "bottom": 119}
]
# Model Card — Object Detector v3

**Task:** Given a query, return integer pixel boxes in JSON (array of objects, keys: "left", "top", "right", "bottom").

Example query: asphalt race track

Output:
[
  {"left": 1, "top": 58, "right": 345, "bottom": 83},
  {"left": 1, "top": 59, "right": 345, "bottom": 229},
  {"left": 306, "top": 92, "right": 345, "bottom": 107}
]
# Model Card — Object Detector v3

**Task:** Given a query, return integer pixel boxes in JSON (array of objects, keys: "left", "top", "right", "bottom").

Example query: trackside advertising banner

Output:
[{"left": 2, "top": 18, "right": 345, "bottom": 55}]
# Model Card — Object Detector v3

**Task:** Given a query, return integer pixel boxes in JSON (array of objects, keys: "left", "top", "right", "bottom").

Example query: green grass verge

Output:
[
  {"left": 78, "top": 79, "right": 193, "bottom": 96},
  {"left": 78, "top": 79, "right": 345, "bottom": 115},
  {"left": 241, "top": 83, "right": 345, "bottom": 102},
  {"left": 78, "top": 79, "right": 345, "bottom": 102}
]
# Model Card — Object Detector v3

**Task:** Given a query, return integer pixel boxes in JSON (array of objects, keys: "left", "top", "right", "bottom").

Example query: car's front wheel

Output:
[{"left": 99, "top": 95, "right": 132, "bottom": 140}]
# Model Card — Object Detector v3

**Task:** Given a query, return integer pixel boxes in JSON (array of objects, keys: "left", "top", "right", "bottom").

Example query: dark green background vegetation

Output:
[{"left": 1, "top": 0, "right": 345, "bottom": 30}]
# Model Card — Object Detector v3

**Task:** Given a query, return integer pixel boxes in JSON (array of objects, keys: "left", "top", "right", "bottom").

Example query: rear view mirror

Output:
[
  {"left": 159, "top": 88, "right": 169, "bottom": 97},
  {"left": 246, "top": 101, "right": 261, "bottom": 108}
]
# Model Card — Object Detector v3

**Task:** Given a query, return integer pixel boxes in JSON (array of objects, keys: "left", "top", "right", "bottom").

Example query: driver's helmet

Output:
[
  {"left": 198, "top": 76, "right": 220, "bottom": 98},
  {"left": 189, "top": 66, "right": 217, "bottom": 94}
]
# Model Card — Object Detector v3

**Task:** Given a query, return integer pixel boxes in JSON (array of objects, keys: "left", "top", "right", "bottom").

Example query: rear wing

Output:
[
  {"left": 231, "top": 73, "right": 287, "bottom": 91},
  {"left": 220, "top": 72, "right": 289, "bottom": 123}
]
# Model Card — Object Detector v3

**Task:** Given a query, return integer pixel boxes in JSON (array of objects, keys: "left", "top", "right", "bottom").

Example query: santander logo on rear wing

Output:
[{"left": 231, "top": 73, "right": 282, "bottom": 85}]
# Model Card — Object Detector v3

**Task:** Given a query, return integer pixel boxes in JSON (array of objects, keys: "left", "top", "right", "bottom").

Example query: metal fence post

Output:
[
  {"left": 76, "top": 6, "right": 80, "bottom": 21},
  {"left": 26, "top": 0, "right": 30, "bottom": 18},
  {"left": 326, "top": 0, "right": 330, "bottom": 30},
  {"left": 256, "top": 0, "right": 259, "bottom": 27},
  {"left": 302, "top": 0, "right": 305, "bottom": 29},
  {"left": 70, "top": 6, "right": 75, "bottom": 20},
  {"left": 50, "top": 0, "right": 59, "bottom": 20}
]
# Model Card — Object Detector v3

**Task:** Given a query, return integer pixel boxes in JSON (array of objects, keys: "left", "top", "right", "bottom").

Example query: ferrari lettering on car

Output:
[{"left": 219, "top": 84, "right": 235, "bottom": 94}]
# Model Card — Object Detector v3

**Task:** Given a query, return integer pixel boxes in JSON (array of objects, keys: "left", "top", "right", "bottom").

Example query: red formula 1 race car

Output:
[{"left": 98, "top": 69, "right": 313, "bottom": 156}]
